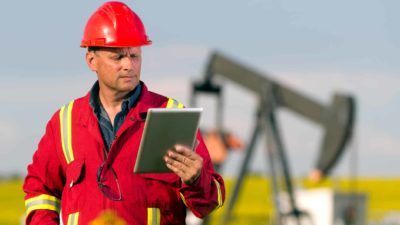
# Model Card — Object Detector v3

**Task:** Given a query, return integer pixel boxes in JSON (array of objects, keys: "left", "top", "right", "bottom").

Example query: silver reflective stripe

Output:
[
  {"left": 25, "top": 199, "right": 60, "bottom": 210},
  {"left": 151, "top": 208, "right": 157, "bottom": 225},
  {"left": 171, "top": 99, "right": 179, "bottom": 108},
  {"left": 147, "top": 208, "right": 160, "bottom": 225},
  {"left": 67, "top": 212, "right": 79, "bottom": 225},
  {"left": 25, "top": 194, "right": 61, "bottom": 215},
  {"left": 62, "top": 102, "right": 72, "bottom": 163}
]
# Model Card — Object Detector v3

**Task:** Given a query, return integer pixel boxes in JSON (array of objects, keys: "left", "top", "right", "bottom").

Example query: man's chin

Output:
[{"left": 119, "top": 83, "right": 139, "bottom": 92}]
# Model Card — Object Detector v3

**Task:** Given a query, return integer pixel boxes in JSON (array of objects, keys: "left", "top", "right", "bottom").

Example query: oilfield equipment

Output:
[{"left": 190, "top": 52, "right": 361, "bottom": 225}]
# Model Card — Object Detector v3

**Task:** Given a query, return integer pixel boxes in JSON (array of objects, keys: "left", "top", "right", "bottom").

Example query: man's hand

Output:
[{"left": 164, "top": 144, "right": 203, "bottom": 185}]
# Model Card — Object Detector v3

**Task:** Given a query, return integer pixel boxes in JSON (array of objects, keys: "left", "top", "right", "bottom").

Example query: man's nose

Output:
[{"left": 121, "top": 57, "right": 135, "bottom": 71}]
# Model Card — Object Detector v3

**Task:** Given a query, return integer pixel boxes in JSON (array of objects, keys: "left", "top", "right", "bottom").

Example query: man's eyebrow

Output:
[{"left": 117, "top": 51, "right": 140, "bottom": 56}]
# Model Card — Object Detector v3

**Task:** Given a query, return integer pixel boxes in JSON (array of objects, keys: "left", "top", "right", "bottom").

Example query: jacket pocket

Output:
[
  {"left": 67, "top": 159, "right": 85, "bottom": 188},
  {"left": 62, "top": 159, "right": 86, "bottom": 214}
]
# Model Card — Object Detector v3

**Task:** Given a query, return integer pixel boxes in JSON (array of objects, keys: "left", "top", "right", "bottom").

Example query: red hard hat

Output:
[{"left": 81, "top": 1, "right": 152, "bottom": 48}]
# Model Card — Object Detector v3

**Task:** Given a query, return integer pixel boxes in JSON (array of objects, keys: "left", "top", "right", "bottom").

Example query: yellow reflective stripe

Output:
[
  {"left": 67, "top": 212, "right": 79, "bottom": 225},
  {"left": 25, "top": 194, "right": 61, "bottom": 215},
  {"left": 179, "top": 192, "right": 188, "bottom": 207},
  {"left": 166, "top": 98, "right": 175, "bottom": 108},
  {"left": 180, "top": 180, "right": 222, "bottom": 211},
  {"left": 166, "top": 98, "right": 184, "bottom": 109},
  {"left": 213, "top": 178, "right": 223, "bottom": 208},
  {"left": 59, "top": 100, "right": 75, "bottom": 164},
  {"left": 147, "top": 208, "right": 160, "bottom": 225}
]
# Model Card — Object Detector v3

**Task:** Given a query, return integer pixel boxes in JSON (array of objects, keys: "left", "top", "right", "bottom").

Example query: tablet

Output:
[{"left": 134, "top": 108, "right": 203, "bottom": 173}]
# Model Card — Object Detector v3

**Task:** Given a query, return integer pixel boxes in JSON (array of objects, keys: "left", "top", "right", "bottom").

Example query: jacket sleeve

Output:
[
  {"left": 23, "top": 117, "right": 65, "bottom": 225},
  {"left": 179, "top": 131, "right": 225, "bottom": 218}
]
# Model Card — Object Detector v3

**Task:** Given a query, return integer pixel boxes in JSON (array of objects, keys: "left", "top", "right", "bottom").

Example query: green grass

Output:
[
  {"left": 208, "top": 176, "right": 400, "bottom": 225},
  {"left": 1, "top": 176, "right": 400, "bottom": 225},
  {"left": 208, "top": 176, "right": 275, "bottom": 225}
]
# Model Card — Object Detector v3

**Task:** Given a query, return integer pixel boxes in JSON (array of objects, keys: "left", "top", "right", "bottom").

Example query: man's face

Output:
[{"left": 86, "top": 47, "right": 142, "bottom": 95}]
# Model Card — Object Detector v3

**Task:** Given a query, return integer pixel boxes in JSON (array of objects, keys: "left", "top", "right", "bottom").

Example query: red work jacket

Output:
[{"left": 23, "top": 82, "right": 225, "bottom": 225}]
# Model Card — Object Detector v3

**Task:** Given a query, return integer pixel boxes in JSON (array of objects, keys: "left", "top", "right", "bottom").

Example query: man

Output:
[{"left": 23, "top": 2, "right": 225, "bottom": 225}]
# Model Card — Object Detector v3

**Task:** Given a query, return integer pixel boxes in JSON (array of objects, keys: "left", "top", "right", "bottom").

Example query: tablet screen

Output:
[{"left": 134, "top": 108, "right": 202, "bottom": 173}]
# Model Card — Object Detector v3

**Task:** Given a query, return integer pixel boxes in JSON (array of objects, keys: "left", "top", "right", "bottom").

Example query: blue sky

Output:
[{"left": 0, "top": 0, "right": 399, "bottom": 177}]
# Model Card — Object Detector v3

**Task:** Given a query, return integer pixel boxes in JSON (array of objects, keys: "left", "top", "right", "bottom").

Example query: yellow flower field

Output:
[{"left": 1, "top": 176, "right": 400, "bottom": 225}]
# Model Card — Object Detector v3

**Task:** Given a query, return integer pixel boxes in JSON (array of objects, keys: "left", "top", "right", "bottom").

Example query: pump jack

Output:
[{"left": 190, "top": 52, "right": 355, "bottom": 225}]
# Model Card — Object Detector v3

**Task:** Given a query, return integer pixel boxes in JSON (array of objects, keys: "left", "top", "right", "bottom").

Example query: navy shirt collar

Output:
[
  {"left": 89, "top": 81, "right": 142, "bottom": 115},
  {"left": 89, "top": 81, "right": 142, "bottom": 150}
]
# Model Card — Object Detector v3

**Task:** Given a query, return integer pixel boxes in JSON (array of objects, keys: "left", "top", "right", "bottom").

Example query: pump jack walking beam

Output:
[{"left": 191, "top": 52, "right": 355, "bottom": 224}]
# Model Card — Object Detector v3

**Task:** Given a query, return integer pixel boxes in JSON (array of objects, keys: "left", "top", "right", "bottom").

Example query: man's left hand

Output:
[{"left": 164, "top": 144, "right": 203, "bottom": 185}]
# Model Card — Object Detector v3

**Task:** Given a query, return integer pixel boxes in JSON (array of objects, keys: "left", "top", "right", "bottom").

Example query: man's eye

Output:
[{"left": 112, "top": 55, "right": 123, "bottom": 60}]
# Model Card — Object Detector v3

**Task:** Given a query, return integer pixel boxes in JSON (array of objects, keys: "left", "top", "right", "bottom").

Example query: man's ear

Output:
[{"left": 85, "top": 51, "right": 97, "bottom": 72}]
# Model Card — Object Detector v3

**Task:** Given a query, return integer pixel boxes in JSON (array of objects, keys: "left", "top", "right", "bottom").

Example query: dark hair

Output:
[{"left": 88, "top": 46, "right": 103, "bottom": 52}]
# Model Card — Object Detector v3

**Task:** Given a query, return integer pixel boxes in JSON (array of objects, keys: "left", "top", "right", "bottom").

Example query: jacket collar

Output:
[{"left": 77, "top": 81, "right": 156, "bottom": 127}]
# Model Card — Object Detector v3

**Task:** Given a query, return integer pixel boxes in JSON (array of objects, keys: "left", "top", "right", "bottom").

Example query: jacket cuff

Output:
[{"left": 26, "top": 209, "right": 59, "bottom": 225}]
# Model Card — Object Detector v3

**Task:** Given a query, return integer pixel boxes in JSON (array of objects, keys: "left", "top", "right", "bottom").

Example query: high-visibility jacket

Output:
[{"left": 23, "top": 82, "right": 225, "bottom": 225}]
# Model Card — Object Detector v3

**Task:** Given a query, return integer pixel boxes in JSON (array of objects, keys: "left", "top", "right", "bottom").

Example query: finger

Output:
[
  {"left": 164, "top": 154, "right": 194, "bottom": 173},
  {"left": 165, "top": 162, "right": 187, "bottom": 178},
  {"left": 174, "top": 145, "right": 200, "bottom": 160},
  {"left": 167, "top": 150, "right": 204, "bottom": 179},
  {"left": 167, "top": 150, "right": 194, "bottom": 166},
  {"left": 165, "top": 162, "right": 197, "bottom": 185},
  {"left": 164, "top": 154, "right": 191, "bottom": 171},
  {"left": 164, "top": 150, "right": 203, "bottom": 182},
  {"left": 174, "top": 139, "right": 199, "bottom": 151},
  {"left": 174, "top": 144, "right": 194, "bottom": 155},
  {"left": 164, "top": 156, "right": 193, "bottom": 180}
]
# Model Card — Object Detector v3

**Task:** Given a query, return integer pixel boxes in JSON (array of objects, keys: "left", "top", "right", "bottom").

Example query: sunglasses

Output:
[{"left": 96, "top": 161, "right": 122, "bottom": 201}]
